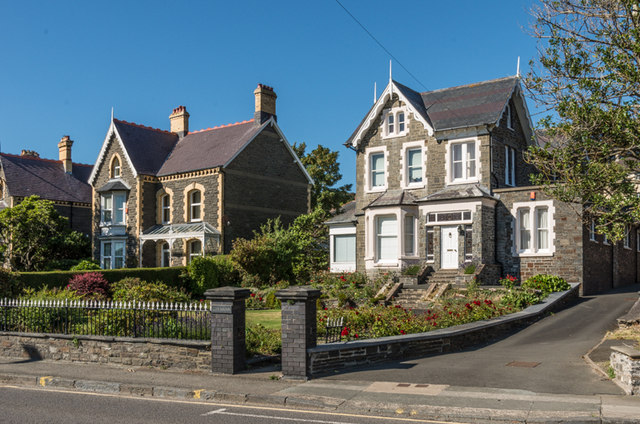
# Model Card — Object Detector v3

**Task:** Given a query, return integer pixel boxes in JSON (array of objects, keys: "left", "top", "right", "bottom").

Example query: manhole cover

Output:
[{"left": 506, "top": 361, "right": 540, "bottom": 368}]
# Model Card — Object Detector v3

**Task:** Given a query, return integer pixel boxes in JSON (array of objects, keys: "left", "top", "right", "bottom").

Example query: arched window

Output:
[
  {"left": 111, "top": 156, "right": 121, "bottom": 178},
  {"left": 188, "top": 240, "right": 202, "bottom": 263},
  {"left": 161, "top": 242, "right": 171, "bottom": 267},
  {"left": 189, "top": 190, "right": 202, "bottom": 222},
  {"left": 161, "top": 194, "right": 171, "bottom": 224}
]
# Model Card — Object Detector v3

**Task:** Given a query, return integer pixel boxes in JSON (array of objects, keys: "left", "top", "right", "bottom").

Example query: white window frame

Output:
[
  {"left": 100, "top": 192, "right": 126, "bottom": 225},
  {"left": 511, "top": 200, "right": 555, "bottom": 257},
  {"left": 589, "top": 219, "right": 597, "bottom": 242},
  {"left": 101, "top": 239, "right": 125, "bottom": 269},
  {"left": 400, "top": 141, "right": 426, "bottom": 189},
  {"left": 403, "top": 214, "right": 416, "bottom": 257},
  {"left": 161, "top": 194, "right": 171, "bottom": 224},
  {"left": 375, "top": 215, "right": 398, "bottom": 264},
  {"left": 603, "top": 233, "right": 610, "bottom": 245},
  {"left": 505, "top": 104, "right": 513, "bottom": 130},
  {"left": 189, "top": 190, "right": 202, "bottom": 222},
  {"left": 329, "top": 224, "right": 356, "bottom": 273},
  {"left": 446, "top": 137, "right": 480, "bottom": 185},
  {"left": 111, "top": 157, "right": 121, "bottom": 178},
  {"left": 624, "top": 225, "right": 631, "bottom": 249},
  {"left": 382, "top": 107, "right": 409, "bottom": 139},
  {"left": 505, "top": 145, "right": 516, "bottom": 186},
  {"left": 364, "top": 146, "right": 387, "bottom": 193},
  {"left": 188, "top": 239, "right": 202, "bottom": 263}
]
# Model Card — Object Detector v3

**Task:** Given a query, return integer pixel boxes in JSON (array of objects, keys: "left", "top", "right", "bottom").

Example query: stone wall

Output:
[
  {"left": 307, "top": 283, "right": 579, "bottom": 377},
  {"left": 0, "top": 333, "right": 210, "bottom": 371},
  {"left": 610, "top": 346, "right": 640, "bottom": 396},
  {"left": 223, "top": 127, "right": 310, "bottom": 253},
  {"left": 54, "top": 204, "right": 92, "bottom": 236}
]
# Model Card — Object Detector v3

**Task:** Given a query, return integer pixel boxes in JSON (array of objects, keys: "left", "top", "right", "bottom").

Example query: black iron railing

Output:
[
  {"left": 324, "top": 316, "right": 344, "bottom": 343},
  {"left": 0, "top": 299, "right": 211, "bottom": 340}
]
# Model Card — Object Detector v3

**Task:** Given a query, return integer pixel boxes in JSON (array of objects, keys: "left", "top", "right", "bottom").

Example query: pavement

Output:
[{"left": 1, "top": 285, "right": 640, "bottom": 423}]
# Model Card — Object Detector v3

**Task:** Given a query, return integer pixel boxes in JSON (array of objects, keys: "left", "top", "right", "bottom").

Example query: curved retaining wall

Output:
[{"left": 307, "top": 283, "right": 580, "bottom": 377}]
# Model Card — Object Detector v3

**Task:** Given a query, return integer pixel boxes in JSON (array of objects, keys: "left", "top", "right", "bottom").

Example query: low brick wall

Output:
[
  {"left": 0, "top": 333, "right": 210, "bottom": 371},
  {"left": 611, "top": 345, "right": 640, "bottom": 395},
  {"left": 308, "top": 283, "right": 580, "bottom": 377}
]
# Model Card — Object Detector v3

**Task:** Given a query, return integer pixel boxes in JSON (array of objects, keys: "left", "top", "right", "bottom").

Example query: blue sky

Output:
[{"left": 0, "top": 0, "right": 539, "bottom": 187}]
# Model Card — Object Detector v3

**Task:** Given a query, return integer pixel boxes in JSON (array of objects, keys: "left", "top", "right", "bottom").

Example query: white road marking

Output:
[
  {"left": 201, "top": 408, "right": 358, "bottom": 423},
  {"left": 201, "top": 408, "right": 227, "bottom": 416}
]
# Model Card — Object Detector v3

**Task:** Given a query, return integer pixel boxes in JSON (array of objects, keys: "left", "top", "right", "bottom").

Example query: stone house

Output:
[
  {"left": 327, "top": 75, "right": 638, "bottom": 295},
  {"left": 89, "top": 84, "right": 312, "bottom": 269},
  {"left": 0, "top": 138, "right": 93, "bottom": 235}
]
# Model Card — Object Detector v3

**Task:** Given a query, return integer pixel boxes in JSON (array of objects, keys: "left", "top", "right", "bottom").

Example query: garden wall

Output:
[
  {"left": 307, "top": 283, "right": 580, "bottom": 377},
  {"left": 0, "top": 333, "right": 210, "bottom": 371},
  {"left": 610, "top": 346, "right": 640, "bottom": 396}
]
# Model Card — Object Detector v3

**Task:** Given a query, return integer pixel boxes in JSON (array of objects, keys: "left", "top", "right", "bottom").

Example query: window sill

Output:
[
  {"left": 374, "top": 262, "right": 399, "bottom": 268},
  {"left": 402, "top": 183, "right": 425, "bottom": 190},
  {"left": 447, "top": 178, "right": 479, "bottom": 186},
  {"left": 365, "top": 187, "right": 386, "bottom": 194},
  {"left": 381, "top": 132, "right": 408, "bottom": 140},
  {"left": 513, "top": 251, "right": 554, "bottom": 258},
  {"left": 589, "top": 239, "right": 598, "bottom": 243}
]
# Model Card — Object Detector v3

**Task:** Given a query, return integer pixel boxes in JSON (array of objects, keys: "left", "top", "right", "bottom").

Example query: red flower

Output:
[
  {"left": 354, "top": 334, "right": 359, "bottom": 339},
  {"left": 250, "top": 293, "right": 256, "bottom": 298},
  {"left": 465, "top": 303, "right": 472, "bottom": 310},
  {"left": 400, "top": 330, "right": 406, "bottom": 335},
  {"left": 258, "top": 297, "right": 263, "bottom": 301},
  {"left": 340, "top": 327, "right": 350, "bottom": 337},
  {"left": 340, "top": 275, "right": 346, "bottom": 281}
]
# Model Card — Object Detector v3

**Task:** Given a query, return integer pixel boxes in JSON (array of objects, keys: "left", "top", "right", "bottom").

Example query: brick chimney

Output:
[
  {"left": 58, "top": 136, "right": 73, "bottom": 173},
  {"left": 254, "top": 84, "right": 277, "bottom": 124},
  {"left": 20, "top": 150, "right": 40, "bottom": 158},
  {"left": 169, "top": 106, "right": 189, "bottom": 138}
]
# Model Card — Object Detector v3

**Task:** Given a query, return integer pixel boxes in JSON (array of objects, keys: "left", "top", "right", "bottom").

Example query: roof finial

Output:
[
  {"left": 389, "top": 60, "right": 392, "bottom": 83},
  {"left": 374, "top": 81, "right": 377, "bottom": 104},
  {"left": 516, "top": 56, "right": 521, "bottom": 78},
  {"left": 111, "top": 107, "right": 114, "bottom": 121}
]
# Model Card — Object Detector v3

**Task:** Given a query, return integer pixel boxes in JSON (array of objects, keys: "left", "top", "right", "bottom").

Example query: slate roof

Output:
[
  {"left": 325, "top": 200, "right": 357, "bottom": 225},
  {"left": 156, "top": 120, "right": 258, "bottom": 176},
  {"left": 113, "top": 119, "right": 178, "bottom": 175},
  {"left": 366, "top": 189, "right": 418, "bottom": 208},
  {"left": 0, "top": 153, "right": 93, "bottom": 204},
  {"left": 418, "top": 183, "right": 496, "bottom": 203},
  {"left": 96, "top": 179, "right": 131, "bottom": 192},
  {"left": 347, "top": 76, "right": 519, "bottom": 145}
]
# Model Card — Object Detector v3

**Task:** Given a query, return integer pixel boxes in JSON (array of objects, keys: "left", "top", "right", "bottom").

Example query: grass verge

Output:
[{"left": 246, "top": 309, "right": 281, "bottom": 330}]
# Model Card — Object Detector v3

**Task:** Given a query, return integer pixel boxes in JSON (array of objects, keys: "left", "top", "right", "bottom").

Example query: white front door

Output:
[{"left": 441, "top": 226, "right": 459, "bottom": 269}]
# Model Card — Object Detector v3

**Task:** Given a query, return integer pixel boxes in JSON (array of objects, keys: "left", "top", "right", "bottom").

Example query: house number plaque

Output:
[{"left": 211, "top": 304, "right": 233, "bottom": 314}]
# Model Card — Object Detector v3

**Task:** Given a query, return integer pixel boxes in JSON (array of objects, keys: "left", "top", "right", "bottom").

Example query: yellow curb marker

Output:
[
  {"left": 396, "top": 408, "right": 404, "bottom": 415},
  {"left": 39, "top": 376, "right": 53, "bottom": 387},
  {"left": 193, "top": 389, "right": 203, "bottom": 399}
]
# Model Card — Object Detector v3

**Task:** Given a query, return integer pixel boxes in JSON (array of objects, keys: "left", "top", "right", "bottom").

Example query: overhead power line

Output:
[{"left": 333, "top": 0, "right": 428, "bottom": 91}]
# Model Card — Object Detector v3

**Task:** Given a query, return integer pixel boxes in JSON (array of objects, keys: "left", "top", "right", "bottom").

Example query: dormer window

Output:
[
  {"left": 383, "top": 108, "right": 408, "bottom": 138},
  {"left": 111, "top": 156, "right": 121, "bottom": 178}
]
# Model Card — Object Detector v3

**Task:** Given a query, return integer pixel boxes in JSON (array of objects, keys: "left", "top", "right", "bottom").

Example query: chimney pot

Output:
[
  {"left": 254, "top": 84, "right": 277, "bottom": 124},
  {"left": 58, "top": 136, "right": 73, "bottom": 173},
  {"left": 20, "top": 150, "right": 40, "bottom": 158},
  {"left": 169, "top": 106, "right": 189, "bottom": 138}
]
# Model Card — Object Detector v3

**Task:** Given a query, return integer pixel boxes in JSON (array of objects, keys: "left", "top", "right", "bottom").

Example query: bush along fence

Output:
[{"left": 0, "top": 284, "right": 579, "bottom": 378}]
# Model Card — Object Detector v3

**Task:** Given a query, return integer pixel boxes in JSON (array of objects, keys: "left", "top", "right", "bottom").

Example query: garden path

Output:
[{"left": 320, "top": 284, "right": 640, "bottom": 395}]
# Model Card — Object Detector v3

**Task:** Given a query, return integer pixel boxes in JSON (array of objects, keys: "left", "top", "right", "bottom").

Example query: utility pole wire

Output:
[{"left": 333, "top": 0, "right": 428, "bottom": 91}]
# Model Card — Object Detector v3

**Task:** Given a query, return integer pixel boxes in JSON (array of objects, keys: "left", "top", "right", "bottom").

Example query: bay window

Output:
[
  {"left": 101, "top": 240, "right": 125, "bottom": 269},
  {"left": 101, "top": 192, "right": 126, "bottom": 225}
]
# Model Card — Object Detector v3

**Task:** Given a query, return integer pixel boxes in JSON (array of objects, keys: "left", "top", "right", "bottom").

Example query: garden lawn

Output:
[{"left": 246, "top": 309, "right": 281, "bottom": 330}]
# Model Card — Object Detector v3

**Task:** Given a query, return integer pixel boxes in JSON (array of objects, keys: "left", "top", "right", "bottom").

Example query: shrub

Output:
[
  {"left": 21, "top": 286, "right": 84, "bottom": 301},
  {"left": 245, "top": 324, "right": 281, "bottom": 357},
  {"left": 498, "top": 274, "right": 519, "bottom": 290},
  {"left": 111, "top": 278, "right": 190, "bottom": 303},
  {"left": 310, "top": 271, "right": 387, "bottom": 307},
  {"left": 187, "top": 255, "right": 239, "bottom": 296},
  {"left": 0, "top": 268, "right": 21, "bottom": 298},
  {"left": 460, "top": 259, "right": 480, "bottom": 275},
  {"left": 402, "top": 265, "right": 421, "bottom": 276},
  {"left": 67, "top": 273, "right": 110, "bottom": 299},
  {"left": 522, "top": 274, "right": 570, "bottom": 295},
  {"left": 70, "top": 259, "right": 101, "bottom": 271}
]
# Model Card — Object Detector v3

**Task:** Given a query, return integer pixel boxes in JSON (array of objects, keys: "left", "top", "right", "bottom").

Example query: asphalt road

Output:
[
  {"left": 322, "top": 284, "right": 640, "bottom": 395},
  {"left": 0, "top": 386, "right": 464, "bottom": 424}
]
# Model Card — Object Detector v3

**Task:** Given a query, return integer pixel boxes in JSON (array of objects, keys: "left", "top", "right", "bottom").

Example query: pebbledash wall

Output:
[{"left": 0, "top": 333, "right": 210, "bottom": 371}]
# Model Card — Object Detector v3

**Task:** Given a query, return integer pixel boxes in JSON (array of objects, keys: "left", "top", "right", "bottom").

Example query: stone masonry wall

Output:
[
  {"left": 91, "top": 134, "right": 139, "bottom": 265},
  {"left": 224, "top": 127, "right": 309, "bottom": 253},
  {"left": 0, "top": 333, "right": 210, "bottom": 371},
  {"left": 494, "top": 188, "right": 584, "bottom": 290},
  {"left": 611, "top": 346, "right": 640, "bottom": 396}
]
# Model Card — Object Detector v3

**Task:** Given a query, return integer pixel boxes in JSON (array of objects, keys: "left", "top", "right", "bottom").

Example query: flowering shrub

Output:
[
  {"left": 245, "top": 324, "right": 281, "bottom": 356},
  {"left": 499, "top": 274, "right": 519, "bottom": 290},
  {"left": 111, "top": 278, "right": 190, "bottom": 303},
  {"left": 522, "top": 274, "right": 569, "bottom": 295},
  {"left": 317, "top": 296, "right": 511, "bottom": 342},
  {"left": 310, "top": 271, "right": 387, "bottom": 307},
  {"left": 67, "top": 273, "right": 110, "bottom": 299}
]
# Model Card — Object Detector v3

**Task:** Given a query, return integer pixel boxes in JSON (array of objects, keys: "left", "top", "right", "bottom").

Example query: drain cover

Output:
[
  {"left": 396, "top": 383, "right": 411, "bottom": 387},
  {"left": 506, "top": 361, "right": 541, "bottom": 368}
]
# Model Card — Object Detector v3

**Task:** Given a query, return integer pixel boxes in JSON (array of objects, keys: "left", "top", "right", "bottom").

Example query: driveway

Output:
[{"left": 321, "top": 284, "right": 640, "bottom": 395}]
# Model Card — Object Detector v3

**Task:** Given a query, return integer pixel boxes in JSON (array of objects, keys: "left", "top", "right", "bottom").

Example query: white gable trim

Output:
[
  {"left": 351, "top": 82, "right": 434, "bottom": 148},
  {"left": 222, "top": 118, "right": 314, "bottom": 185},
  {"left": 88, "top": 120, "right": 138, "bottom": 185}
]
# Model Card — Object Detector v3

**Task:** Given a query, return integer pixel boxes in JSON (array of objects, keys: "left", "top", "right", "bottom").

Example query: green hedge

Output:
[{"left": 17, "top": 267, "right": 188, "bottom": 291}]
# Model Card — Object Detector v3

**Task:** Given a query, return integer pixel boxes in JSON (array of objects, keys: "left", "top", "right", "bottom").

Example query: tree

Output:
[
  {"left": 0, "top": 195, "right": 91, "bottom": 271},
  {"left": 292, "top": 142, "right": 353, "bottom": 214},
  {"left": 526, "top": 0, "right": 640, "bottom": 241}
]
